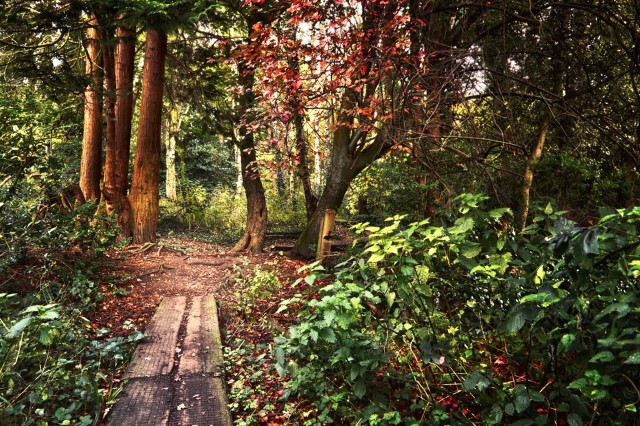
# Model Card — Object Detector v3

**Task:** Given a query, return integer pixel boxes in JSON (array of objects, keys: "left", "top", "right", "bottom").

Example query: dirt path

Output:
[
  {"left": 89, "top": 237, "right": 267, "bottom": 339},
  {"left": 91, "top": 237, "right": 286, "bottom": 425}
]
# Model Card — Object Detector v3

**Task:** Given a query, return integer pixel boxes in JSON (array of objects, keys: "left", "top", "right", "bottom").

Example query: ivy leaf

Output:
[{"left": 353, "top": 380, "right": 366, "bottom": 398}]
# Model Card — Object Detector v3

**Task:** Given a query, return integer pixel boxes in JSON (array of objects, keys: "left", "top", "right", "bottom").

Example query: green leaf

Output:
[
  {"left": 324, "top": 310, "right": 336, "bottom": 325},
  {"left": 39, "top": 327, "right": 53, "bottom": 345},
  {"left": 385, "top": 292, "right": 396, "bottom": 308},
  {"left": 558, "top": 333, "right": 577, "bottom": 354},
  {"left": 589, "top": 351, "right": 615, "bottom": 363},
  {"left": 6, "top": 317, "right": 32, "bottom": 339},
  {"left": 624, "top": 351, "right": 640, "bottom": 364},
  {"left": 38, "top": 310, "right": 59, "bottom": 320},
  {"left": 462, "top": 372, "right": 491, "bottom": 392},
  {"left": 544, "top": 202, "right": 553, "bottom": 215},
  {"left": 319, "top": 327, "right": 336, "bottom": 343},
  {"left": 567, "top": 378, "right": 587, "bottom": 390},
  {"left": 514, "top": 385, "right": 531, "bottom": 413},
  {"left": 504, "top": 403, "right": 515, "bottom": 416},
  {"left": 353, "top": 380, "right": 366, "bottom": 398},
  {"left": 400, "top": 265, "right": 414, "bottom": 276},
  {"left": 489, "top": 207, "right": 511, "bottom": 219},
  {"left": 275, "top": 347, "right": 285, "bottom": 367},
  {"left": 486, "top": 404, "right": 503, "bottom": 425},
  {"left": 309, "top": 328, "right": 319, "bottom": 343},
  {"left": 368, "top": 252, "right": 385, "bottom": 263},
  {"left": 576, "top": 228, "right": 600, "bottom": 257}
]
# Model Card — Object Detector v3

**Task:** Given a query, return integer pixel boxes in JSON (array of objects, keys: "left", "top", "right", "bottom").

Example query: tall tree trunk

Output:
[
  {"left": 103, "top": 23, "right": 135, "bottom": 238},
  {"left": 313, "top": 121, "right": 322, "bottom": 194},
  {"left": 79, "top": 16, "right": 103, "bottom": 202},
  {"left": 128, "top": 28, "right": 167, "bottom": 244},
  {"left": 114, "top": 24, "right": 136, "bottom": 195},
  {"left": 516, "top": 113, "right": 552, "bottom": 233},
  {"left": 165, "top": 103, "right": 184, "bottom": 200},
  {"left": 231, "top": 65, "right": 268, "bottom": 253},
  {"left": 102, "top": 34, "right": 116, "bottom": 178}
]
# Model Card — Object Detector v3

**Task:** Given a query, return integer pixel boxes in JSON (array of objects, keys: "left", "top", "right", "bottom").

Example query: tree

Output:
[
  {"left": 79, "top": 15, "right": 103, "bottom": 202},
  {"left": 128, "top": 27, "right": 168, "bottom": 243}
]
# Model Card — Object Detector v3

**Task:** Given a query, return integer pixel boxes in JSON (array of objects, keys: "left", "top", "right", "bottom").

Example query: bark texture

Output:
[
  {"left": 114, "top": 24, "right": 136, "bottom": 196},
  {"left": 129, "top": 28, "right": 167, "bottom": 244},
  {"left": 79, "top": 16, "right": 103, "bottom": 202},
  {"left": 515, "top": 9, "right": 567, "bottom": 233},
  {"left": 231, "top": 65, "right": 268, "bottom": 253},
  {"left": 103, "top": 23, "right": 136, "bottom": 238}
]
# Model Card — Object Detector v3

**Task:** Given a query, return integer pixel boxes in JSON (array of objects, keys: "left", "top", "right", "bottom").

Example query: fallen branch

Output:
[
  {"left": 137, "top": 263, "right": 174, "bottom": 278},
  {"left": 186, "top": 259, "right": 237, "bottom": 267},
  {"left": 125, "top": 242, "right": 156, "bottom": 255}
]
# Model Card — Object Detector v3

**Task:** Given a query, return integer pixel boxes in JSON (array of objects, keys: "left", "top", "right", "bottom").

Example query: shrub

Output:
[{"left": 276, "top": 194, "right": 640, "bottom": 425}]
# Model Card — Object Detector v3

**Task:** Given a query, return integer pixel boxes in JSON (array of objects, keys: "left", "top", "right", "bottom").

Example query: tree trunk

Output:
[
  {"left": 516, "top": 113, "right": 551, "bottom": 233},
  {"left": 128, "top": 28, "right": 167, "bottom": 244},
  {"left": 515, "top": 9, "right": 567, "bottom": 233},
  {"left": 103, "top": 23, "right": 135, "bottom": 238},
  {"left": 294, "top": 92, "right": 390, "bottom": 257},
  {"left": 79, "top": 16, "right": 103, "bottom": 202},
  {"left": 114, "top": 24, "right": 136, "bottom": 195},
  {"left": 231, "top": 65, "right": 268, "bottom": 253},
  {"left": 165, "top": 103, "right": 183, "bottom": 200},
  {"left": 293, "top": 103, "right": 317, "bottom": 219},
  {"left": 102, "top": 33, "right": 116, "bottom": 181},
  {"left": 313, "top": 121, "right": 322, "bottom": 194}
]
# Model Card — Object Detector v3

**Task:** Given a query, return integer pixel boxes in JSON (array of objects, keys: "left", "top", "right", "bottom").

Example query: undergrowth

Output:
[
  {"left": 0, "top": 202, "right": 143, "bottom": 424},
  {"left": 274, "top": 194, "right": 640, "bottom": 425}
]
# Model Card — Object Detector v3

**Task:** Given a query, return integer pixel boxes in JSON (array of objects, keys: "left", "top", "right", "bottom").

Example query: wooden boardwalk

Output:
[{"left": 107, "top": 296, "right": 232, "bottom": 426}]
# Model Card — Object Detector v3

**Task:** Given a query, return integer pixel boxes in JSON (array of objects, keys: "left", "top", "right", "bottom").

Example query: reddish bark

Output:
[
  {"left": 79, "top": 16, "right": 103, "bottom": 202},
  {"left": 128, "top": 28, "right": 167, "bottom": 244},
  {"left": 103, "top": 23, "right": 136, "bottom": 238}
]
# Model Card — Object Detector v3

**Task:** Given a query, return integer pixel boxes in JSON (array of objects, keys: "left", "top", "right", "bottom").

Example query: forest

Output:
[{"left": 1, "top": 0, "right": 639, "bottom": 424}]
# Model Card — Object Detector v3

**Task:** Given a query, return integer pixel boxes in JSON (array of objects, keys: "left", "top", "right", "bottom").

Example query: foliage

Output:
[
  {"left": 345, "top": 153, "right": 426, "bottom": 223},
  {"left": 160, "top": 186, "right": 246, "bottom": 242},
  {"left": 0, "top": 202, "right": 142, "bottom": 424},
  {"left": 224, "top": 338, "right": 277, "bottom": 426},
  {"left": 233, "top": 263, "right": 281, "bottom": 317},
  {"left": 276, "top": 194, "right": 640, "bottom": 424}
]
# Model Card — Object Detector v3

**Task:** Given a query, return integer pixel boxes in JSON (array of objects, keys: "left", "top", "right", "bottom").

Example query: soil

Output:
[{"left": 88, "top": 235, "right": 301, "bottom": 338}]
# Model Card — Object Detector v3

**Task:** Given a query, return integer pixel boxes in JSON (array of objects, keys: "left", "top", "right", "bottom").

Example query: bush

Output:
[{"left": 276, "top": 194, "right": 640, "bottom": 425}]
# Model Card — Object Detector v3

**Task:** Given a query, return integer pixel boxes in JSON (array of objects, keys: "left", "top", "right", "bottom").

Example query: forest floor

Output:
[{"left": 89, "top": 233, "right": 332, "bottom": 425}]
